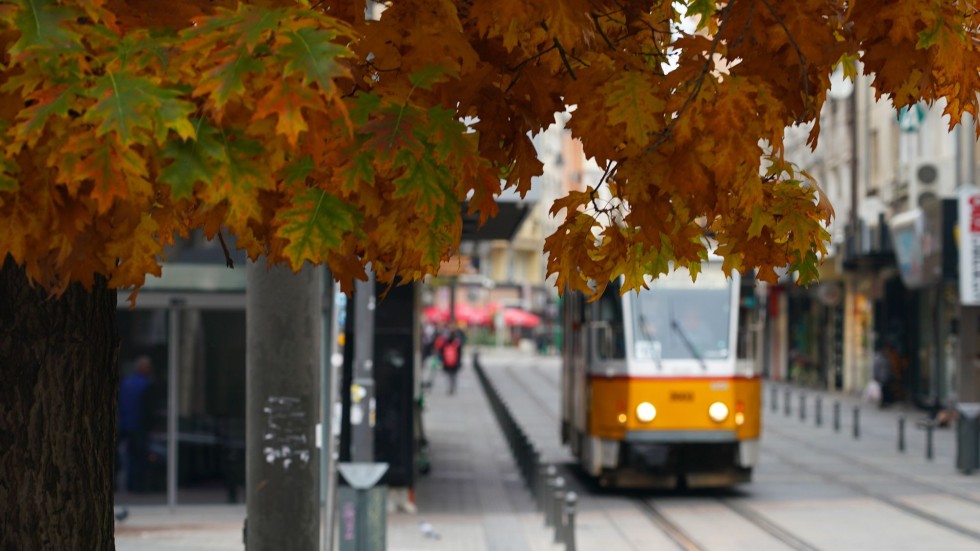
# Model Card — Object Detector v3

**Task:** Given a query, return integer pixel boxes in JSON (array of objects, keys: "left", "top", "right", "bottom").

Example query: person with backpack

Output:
[{"left": 438, "top": 322, "right": 466, "bottom": 395}]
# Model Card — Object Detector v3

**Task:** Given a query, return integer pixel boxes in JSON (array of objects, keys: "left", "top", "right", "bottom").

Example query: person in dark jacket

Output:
[{"left": 119, "top": 356, "right": 154, "bottom": 492}]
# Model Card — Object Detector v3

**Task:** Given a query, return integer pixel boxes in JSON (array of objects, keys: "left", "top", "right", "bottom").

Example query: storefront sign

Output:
[
  {"left": 890, "top": 207, "right": 942, "bottom": 288},
  {"left": 959, "top": 187, "right": 980, "bottom": 305}
]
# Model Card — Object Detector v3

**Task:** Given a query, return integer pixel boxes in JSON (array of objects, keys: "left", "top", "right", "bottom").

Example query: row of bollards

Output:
[
  {"left": 772, "top": 384, "right": 935, "bottom": 462},
  {"left": 539, "top": 466, "right": 577, "bottom": 549},
  {"left": 473, "top": 356, "right": 577, "bottom": 550}
]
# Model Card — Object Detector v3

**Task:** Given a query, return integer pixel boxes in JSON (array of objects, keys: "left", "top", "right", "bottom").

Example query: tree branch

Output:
[
  {"left": 642, "top": 3, "right": 734, "bottom": 157},
  {"left": 553, "top": 38, "right": 577, "bottom": 80},
  {"left": 506, "top": 45, "right": 558, "bottom": 92},
  {"left": 759, "top": 0, "right": 810, "bottom": 117},
  {"left": 218, "top": 231, "right": 234, "bottom": 269}
]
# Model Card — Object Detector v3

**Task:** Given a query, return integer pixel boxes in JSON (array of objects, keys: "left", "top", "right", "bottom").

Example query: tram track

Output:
[
  {"left": 763, "top": 425, "right": 980, "bottom": 544},
  {"left": 501, "top": 359, "right": 826, "bottom": 550},
  {"left": 634, "top": 497, "right": 822, "bottom": 551},
  {"left": 765, "top": 421, "right": 980, "bottom": 508},
  {"left": 486, "top": 358, "right": 980, "bottom": 549},
  {"left": 633, "top": 499, "right": 705, "bottom": 551}
]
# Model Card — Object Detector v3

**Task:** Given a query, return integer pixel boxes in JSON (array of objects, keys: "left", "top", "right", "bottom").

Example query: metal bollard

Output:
[
  {"left": 564, "top": 491, "right": 578, "bottom": 551},
  {"left": 853, "top": 407, "right": 860, "bottom": 439},
  {"left": 833, "top": 401, "right": 841, "bottom": 432},
  {"left": 898, "top": 416, "right": 906, "bottom": 452},
  {"left": 552, "top": 477, "right": 566, "bottom": 544},
  {"left": 800, "top": 394, "right": 806, "bottom": 421},
  {"left": 784, "top": 388, "right": 791, "bottom": 416},
  {"left": 544, "top": 475, "right": 555, "bottom": 527},
  {"left": 926, "top": 423, "right": 934, "bottom": 461},
  {"left": 815, "top": 397, "right": 823, "bottom": 427},
  {"left": 771, "top": 385, "right": 778, "bottom": 412},
  {"left": 542, "top": 465, "right": 557, "bottom": 519},
  {"left": 529, "top": 450, "right": 540, "bottom": 489}
]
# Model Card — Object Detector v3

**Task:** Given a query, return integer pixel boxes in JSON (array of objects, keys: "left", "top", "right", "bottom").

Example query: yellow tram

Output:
[{"left": 560, "top": 262, "right": 763, "bottom": 488}]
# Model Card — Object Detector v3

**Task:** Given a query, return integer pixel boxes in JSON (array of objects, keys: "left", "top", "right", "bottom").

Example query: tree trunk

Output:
[{"left": 0, "top": 255, "right": 119, "bottom": 550}]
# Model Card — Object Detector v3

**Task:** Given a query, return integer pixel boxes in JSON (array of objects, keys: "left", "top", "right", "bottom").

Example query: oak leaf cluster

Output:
[{"left": 2, "top": 0, "right": 979, "bottom": 301}]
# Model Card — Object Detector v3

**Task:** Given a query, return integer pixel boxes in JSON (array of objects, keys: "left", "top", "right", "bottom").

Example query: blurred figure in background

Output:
[
  {"left": 436, "top": 322, "right": 465, "bottom": 395},
  {"left": 873, "top": 341, "right": 895, "bottom": 408},
  {"left": 119, "top": 356, "right": 154, "bottom": 492}
]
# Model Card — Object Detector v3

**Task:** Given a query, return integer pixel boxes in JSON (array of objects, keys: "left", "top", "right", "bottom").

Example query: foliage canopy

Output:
[{"left": 2, "top": 0, "right": 979, "bottom": 300}]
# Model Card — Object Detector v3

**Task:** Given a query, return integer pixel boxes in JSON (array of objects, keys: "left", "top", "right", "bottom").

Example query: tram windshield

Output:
[{"left": 631, "top": 268, "right": 733, "bottom": 361}]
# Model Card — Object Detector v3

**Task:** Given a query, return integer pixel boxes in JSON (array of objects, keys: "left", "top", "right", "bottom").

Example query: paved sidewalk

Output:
[
  {"left": 114, "top": 348, "right": 980, "bottom": 550},
  {"left": 115, "top": 347, "right": 557, "bottom": 551}
]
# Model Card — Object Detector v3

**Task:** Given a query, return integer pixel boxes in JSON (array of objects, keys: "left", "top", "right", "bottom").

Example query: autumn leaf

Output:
[
  {"left": 278, "top": 188, "right": 361, "bottom": 268},
  {"left": 604, "top": 71, "right": 666, "bottom": 149},
  {"left": 160, "top": 120, "right": 224, "bottom": 198},
  {"left": 2, "top": 0, "right": 80, "bottom": 61},
  {"left": 279, "top": 25, "right": 351, "bottom": 94},
  {"left": 83, "top": 71, "right": 195, "bottom": 147},
  {"left": 252, "top": 77, "right": 322, "bottom": 147},
  {"left": 1, "top": 0, "right": 979, "bottom": 300}
]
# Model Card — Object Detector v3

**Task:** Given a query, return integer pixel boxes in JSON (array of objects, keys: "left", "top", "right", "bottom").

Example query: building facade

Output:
[{"left": 782, "top": 67, "right": 980, "bottom": 411}]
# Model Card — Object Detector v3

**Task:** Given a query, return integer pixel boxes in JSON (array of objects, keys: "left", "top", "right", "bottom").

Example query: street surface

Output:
[
  {"left": 115, "top": 347, "right": 980, "bottom": 550},
  {"left": 480, "top": 350, "right": 980, "bottom": 551}
]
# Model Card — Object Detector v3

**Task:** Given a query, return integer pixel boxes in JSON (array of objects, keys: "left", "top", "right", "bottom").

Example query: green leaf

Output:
[
  {"left": 349, "top": 93, "right": 382, "bottom": 127},
  {"left": 392, "top": 151, "right": 453, "bottom": 209},
  {"left": 279, "top": 189, "right": 360, "bottom": 266},
  {"left": 426, "top": 105, "right": 470, "bottom": 162},
  {"left": 279, "top": 26, "right": 350, "bottom": 93},
  {"left": 109, "top": 29, "right": 172, "bottom": 72},
  {"left": 916, "top": 19, "right": 942, "bottom": 49},
  {"left": 12, "top": 84, "right": 78, "bottom": 147},
  {"left": 5, "top": 0, "right": 80, "bottom": 59},
  {"left": 83, "top": 71, "right": 161, "bottom": 146},
  {"left": 791, "top": 250, "right": 821, "bottom": 286},
  {"left": 409, "top": 64, "right": 456, "bottom": 90},
  {"left": 337, "top": 151, "right": 375, "bottom": 192},
  {"left": 197, "top": 49, "right": 265, "bottom": 110},
  {"left": 685, "top": 0, "right": 717, "bottom": 29},
  {"left": 747, "top": 205, "right": 774, "bottom": 238},
  {"left": 283, "top": 155, "right": 314, "bottom": 186},
  {"left": 160, "top": 121, "right": 225, "bottom": 198},
  {"left": 231, "top": 7, "right": 284, "bottom": 52},
  {"left": 151, "top": 87, "right": 198, "bottom": 143}
]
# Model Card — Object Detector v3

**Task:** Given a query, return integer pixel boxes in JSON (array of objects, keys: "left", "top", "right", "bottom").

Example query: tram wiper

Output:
[
  {"left": 637, "top": 310, "right": 663, "bottom": 370},
  {"left": 669, "top": 305, "right": 708, "bottom": 371}
]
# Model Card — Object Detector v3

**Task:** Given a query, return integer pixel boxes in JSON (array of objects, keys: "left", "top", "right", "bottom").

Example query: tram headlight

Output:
[
  {"left": 735, "top": 401, "right": 745, "bottom": 426},
  {"left": 635, "top": 402, "right": 657, "bottom": 423},
  {"left": 708, "top": 402, "right": 729, "bottom": 423}
]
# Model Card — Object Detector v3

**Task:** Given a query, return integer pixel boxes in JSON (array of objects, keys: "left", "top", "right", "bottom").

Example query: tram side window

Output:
[{"left": 595, "top": 279, "right": 626, "bottom": 359}]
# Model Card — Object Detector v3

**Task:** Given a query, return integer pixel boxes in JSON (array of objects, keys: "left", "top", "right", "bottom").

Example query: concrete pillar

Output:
[{"left": 246, "top": 263, "right": 322, "bottom": 551}]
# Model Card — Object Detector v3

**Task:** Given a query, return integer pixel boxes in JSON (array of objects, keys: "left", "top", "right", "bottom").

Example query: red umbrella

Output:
[
  {"left": 500, "top": 307, "right": 541, "bottom": 328},
  {"left": 422, "top": 304, "right": 492, "bottom": 325}
]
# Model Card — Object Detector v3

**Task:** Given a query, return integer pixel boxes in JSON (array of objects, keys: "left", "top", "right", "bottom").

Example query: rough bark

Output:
[{"left": 0, "top": 255, "right": 119, "bottom": 550}]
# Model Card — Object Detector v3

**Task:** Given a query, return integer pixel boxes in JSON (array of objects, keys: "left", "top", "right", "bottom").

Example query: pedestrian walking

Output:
[
  {"left": 873, "top": 341, "right": 895, "bottom": 407},
  {"left": 437, "top": 322, "right": 465, "bottom": 395}
]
